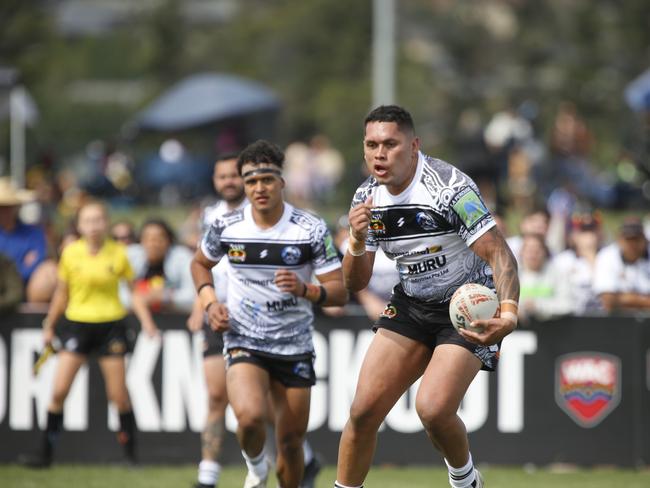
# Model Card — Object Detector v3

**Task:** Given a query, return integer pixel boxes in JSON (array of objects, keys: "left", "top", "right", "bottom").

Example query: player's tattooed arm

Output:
[
  {"left": 470, "top": 227, "right": 520, "bottom": 303},
  {"left": 465, "top": 227, "right": 520, "bottom": 345}
]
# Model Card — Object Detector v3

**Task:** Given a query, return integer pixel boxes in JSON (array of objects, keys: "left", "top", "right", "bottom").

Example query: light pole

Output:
[{"left": 372, "top": 0, "right": 396, "bottom": 107}]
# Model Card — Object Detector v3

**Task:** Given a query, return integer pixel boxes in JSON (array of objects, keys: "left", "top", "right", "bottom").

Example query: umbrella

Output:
[{"left": 133, "top": 72, "right": 281, "bottom": 131}]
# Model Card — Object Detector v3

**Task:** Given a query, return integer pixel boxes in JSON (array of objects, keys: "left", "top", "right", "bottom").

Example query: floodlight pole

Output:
[
  {"left": 372, "top": 0, "right": 396, "bottom": 107},
  {"left": 10, "top": 85, "right": 26, "bottom": 188}
]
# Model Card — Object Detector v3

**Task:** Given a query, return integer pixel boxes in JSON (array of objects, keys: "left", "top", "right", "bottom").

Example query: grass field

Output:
[{"left": 3, "top": 464, "right": 650, "bottom": 488}]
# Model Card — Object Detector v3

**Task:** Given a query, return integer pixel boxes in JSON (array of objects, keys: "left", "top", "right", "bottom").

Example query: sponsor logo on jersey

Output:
[
  {"left": 452, "top": 190, "right": 489, "bottom": 228},
  {"left": 384, "top": 245, "right": 442, "bottom": 259},
  {"left": 260, "top": 249, "right": 268, "bottom": 259},
  {"left": 240, "top": 297, "right": 262, "bottom": 321},
  {"left": 416, "top": 211, "right": 437, "bottom": 231},
  {"left": 555, "top": 352, "right": 621, "bottom": 428},
  {"left": 267, "top": 296, "right": 299, "bottom": 312},
  {"left": 281, "top": 245, "right": 302, "bottom": 265},
  {"left": 370, "top": 216, "right": 386, "bottom": 235},
  {"left": 406, "top": 255, "right": 447, "bottom": 275},
  {"left": 380, "top": 304, "right": 397, "bottom": 319},
  {"left": 228, "top": 244, "right": 246, "bottom": 263}
]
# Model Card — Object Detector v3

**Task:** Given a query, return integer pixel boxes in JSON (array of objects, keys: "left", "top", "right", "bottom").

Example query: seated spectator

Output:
[
  {"left": 553, "top": 211, "right": 604, "bottom": 315},
  {"left": 125, "top": 219, "right": 195, "bottom": 312},
  {"left": 593, "top": 216, "right": 650, "bottom": 312},
  {"left": 518, "top": 234, "right": 572, "bottom": 321},
  {"left": 111, "top": 220, "right": 137, "bottom": 245},
  {"left": 0, "top": 252, "right": 23, "bottom": 314},
  {"left": 507, "top": 205, "right": 551, "bottom": 264},
  {"left": 26, "top": 227, "right": 81, "bottom": 305},
  {"left": 0, "top": 178, "right": 48, "bottom": 291}
]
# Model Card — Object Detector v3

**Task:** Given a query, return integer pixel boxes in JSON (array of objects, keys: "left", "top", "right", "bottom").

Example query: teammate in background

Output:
[
  {"left": 23, "top": 200, "right": 158, "bottom": 467},
  {"left": 187, "top": 152, "right": 248, "bottom": 488},
  {"left": 191, "top": 140, "right": 347, "bottom": 488},
  {"left": 335, "top": 106, "right": 520, "bottom": 488}
]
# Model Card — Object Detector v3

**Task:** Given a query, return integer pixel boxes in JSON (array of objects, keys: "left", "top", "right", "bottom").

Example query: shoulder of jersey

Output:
[
  {"left": 220, "top": 208, "right": 246, "bottom": 227},
  {"left": 289, "top": 207, "right": 325, "bottom": 232},
  {"left": 420, "top": 154, "right": 473, "bottom": 195}
]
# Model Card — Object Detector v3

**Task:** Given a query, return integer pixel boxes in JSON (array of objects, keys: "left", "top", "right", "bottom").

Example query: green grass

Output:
[{"left": 2, "top": 464, "right": 650, "bottom": 488}]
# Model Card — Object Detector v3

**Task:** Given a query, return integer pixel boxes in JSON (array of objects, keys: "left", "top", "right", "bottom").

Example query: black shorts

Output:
[
  {"left": 224, "top": 348, "right": 316, "bottom": 388},
  {"left": 202, "top": 321, "right": 225, "bottom": 358},
  {"left": 375, "top": 285, "right": 500, "bottom": 372},
  {"left": 57, "top": 318, "right": 129, "bottom": 357}
]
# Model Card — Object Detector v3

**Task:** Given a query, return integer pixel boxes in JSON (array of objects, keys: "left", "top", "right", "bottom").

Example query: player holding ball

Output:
[{"left": 335, "top": 105, "right": 520, "bottom": 488}]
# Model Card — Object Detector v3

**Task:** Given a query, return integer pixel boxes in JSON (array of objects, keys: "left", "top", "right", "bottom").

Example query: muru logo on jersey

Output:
[
  {"left": 281, "top": 246, "right": 301, "bottom": 265},
  {"left": 407, "top": 255, "right": 447, "bottom": 275},
  {"left": 228, "top": 244, "right": 246, "bottom": 263}
]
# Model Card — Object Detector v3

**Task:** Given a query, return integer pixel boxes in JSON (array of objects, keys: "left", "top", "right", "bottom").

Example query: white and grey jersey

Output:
[
  {"left": 200, "top": 198, "right": 248, "bottom": 302},
  {"left": 201, "top": 198, "right": 249, "bottom": 233},
  {"left": 200, "top": 203, "right": 341, "bottom": 357},
  {"left": 351, "top": 152, "right": 495, "bottom": 303}
]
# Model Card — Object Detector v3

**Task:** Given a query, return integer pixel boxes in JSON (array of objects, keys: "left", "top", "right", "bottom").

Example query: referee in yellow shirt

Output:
[{"left": 25, "top": 200, "right": 158, "bottom": 467}]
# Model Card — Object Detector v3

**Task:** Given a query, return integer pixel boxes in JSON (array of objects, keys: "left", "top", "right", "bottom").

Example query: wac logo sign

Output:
[{"left": 555, "top": 352, "right": 621, "bottom": 428}]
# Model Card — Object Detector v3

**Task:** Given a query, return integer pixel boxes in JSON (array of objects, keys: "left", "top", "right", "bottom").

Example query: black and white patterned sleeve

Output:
[
  {"left": 446, "top": 181, "right": 495, "bottom": 247},
  {"left": 200, "top": 219, "right": 226, "bottom": 263},
  {"left": 310, "top": 219, "right": 342, "bottom": 275}
]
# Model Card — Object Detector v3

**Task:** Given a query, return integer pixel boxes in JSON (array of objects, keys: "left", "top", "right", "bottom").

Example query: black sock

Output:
[
  {"left": 118, "top": 410, "right": 136, "bottom": 462},
  {"left": 43, "top": 411, "right": 63, "bottom": 461}
]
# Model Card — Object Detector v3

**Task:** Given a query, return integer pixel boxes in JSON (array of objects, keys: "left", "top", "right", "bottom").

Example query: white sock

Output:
[
  {"left": 445, "top": 453, "right": 476, "bottom": 488},
  {"left": 242, "top": 448, "right": 269, "bottom": 479},
  {"left": 198, "top": 460, "right": 221, "bottom": 485},
  {"left": 334, "top": 482, "right": 363, "bottom": 488},
  {"left": 302, "top": 439, "right": 314, "bottom": 465}
]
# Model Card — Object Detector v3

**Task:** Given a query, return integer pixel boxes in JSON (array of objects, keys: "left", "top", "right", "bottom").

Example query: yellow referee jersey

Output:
[{"left": 58, "top": 238, "right": 134, "bottom": 323}]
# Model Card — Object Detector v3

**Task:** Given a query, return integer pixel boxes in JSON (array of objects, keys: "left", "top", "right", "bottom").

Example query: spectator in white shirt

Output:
[
  {"left": 553, "top": 210, "right": 604, "bottom": 315},
  {"left": 518, "top": 233, "right": 572, "bottom": 321},
  {"left": 593, "top": 216, "right": 650, "bottom": 312}
]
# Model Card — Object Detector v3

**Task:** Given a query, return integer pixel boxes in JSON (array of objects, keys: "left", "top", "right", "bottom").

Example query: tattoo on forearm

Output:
[
  {"left": 491, "top": 233, "right": 520, "bottom": 302},
  {"left": 202, "top": 419, "right": 225, "bottom": 460}
]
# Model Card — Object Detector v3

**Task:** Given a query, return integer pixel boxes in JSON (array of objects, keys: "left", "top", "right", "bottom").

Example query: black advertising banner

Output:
[{"left": 0, "top": 312, "right": 648, "bottom": 466}]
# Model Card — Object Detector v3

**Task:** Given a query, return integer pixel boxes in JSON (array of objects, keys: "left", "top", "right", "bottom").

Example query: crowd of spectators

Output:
[{"left": 1, "top": 99, "right": 650, "bottom": 323}]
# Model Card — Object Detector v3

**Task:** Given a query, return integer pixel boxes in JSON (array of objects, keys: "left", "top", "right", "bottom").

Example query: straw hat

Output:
[{"left": 0, "top": 177, "right": 36, "bottom": 206}]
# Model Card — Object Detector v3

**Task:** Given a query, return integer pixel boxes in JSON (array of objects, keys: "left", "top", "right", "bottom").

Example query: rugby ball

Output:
[{"left": 449, "top": 283, "right": 499, "bottom": 333}]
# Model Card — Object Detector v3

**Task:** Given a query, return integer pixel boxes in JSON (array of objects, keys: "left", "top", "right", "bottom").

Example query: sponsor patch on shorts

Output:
[{"left": 380, "top": 304, "right": 397, "bottom": 319}]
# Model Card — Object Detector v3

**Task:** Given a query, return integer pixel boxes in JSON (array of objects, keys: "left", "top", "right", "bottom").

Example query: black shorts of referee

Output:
[{"left": 57, "top": 318, "right": 129, "bottom": 356}]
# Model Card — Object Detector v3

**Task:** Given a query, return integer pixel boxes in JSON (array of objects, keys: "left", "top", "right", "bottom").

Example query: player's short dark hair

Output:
[
  {"left": 237, "top": 140, "right": 284, "bottom": 175},
  {"left": 215, "top": 151, "right": 240, "bottom": 165},
  {"left": 364, "top": 105, "right": 415, "bottom": 134}
]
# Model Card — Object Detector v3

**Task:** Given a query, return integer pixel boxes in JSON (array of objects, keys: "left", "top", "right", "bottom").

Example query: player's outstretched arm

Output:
[{"left": 465, "top": 227, "right": 520, "bottom": 345}]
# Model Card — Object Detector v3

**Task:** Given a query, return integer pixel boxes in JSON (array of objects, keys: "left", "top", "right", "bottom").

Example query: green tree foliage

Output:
[{"left": 2, "top": 0, "right": 650, "bottom": 199}]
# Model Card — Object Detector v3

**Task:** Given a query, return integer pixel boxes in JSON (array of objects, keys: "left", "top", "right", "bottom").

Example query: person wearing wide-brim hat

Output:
[{"left": 0, "top": 177, "right": 47, "bottom": 287}]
